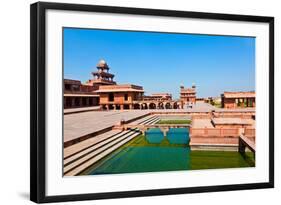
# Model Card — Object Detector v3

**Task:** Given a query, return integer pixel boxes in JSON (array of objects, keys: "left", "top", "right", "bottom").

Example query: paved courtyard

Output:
[
  {"left": 64, "top": 102, "right": 255, "bottom": 144},
  {"left": 64, "top": 110, "right": 150, "bottom": 143},
  {"left": 185, "top": 101, "right": 217, "bottom": 112}
]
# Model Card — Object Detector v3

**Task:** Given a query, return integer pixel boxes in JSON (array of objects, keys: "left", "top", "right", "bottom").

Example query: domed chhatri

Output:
[
  {"left": 88, "top": 59, "right": 116, "bottom": 86},
  {"left": 97, "top": 59, "right": 109, "bottom": 69}
]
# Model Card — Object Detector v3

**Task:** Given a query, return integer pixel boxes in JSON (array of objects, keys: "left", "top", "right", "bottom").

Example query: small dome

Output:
[
  {"left": 97, "top": 59, "right": 109, "bottom": 69},
  {"left": 99, "top": 59, "right": 106, "bottom": 64}
]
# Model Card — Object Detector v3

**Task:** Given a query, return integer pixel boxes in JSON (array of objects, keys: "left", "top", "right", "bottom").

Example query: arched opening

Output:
[
  {"left": 124, "top": 104, "right": 130, "bottom": 109},
  {"left": 158, "top": 102, "right": 164, "bottom": 109},
  {"left": 108, "top": 104, "right": 114, "bottom": 110},
  {"left": 102, "top": 105, "right": 107, "bottom": 110},
  {"left": 133, "top": 103, "right": 140, "bottom": 109},
  {"left": 141, "top": 103, "right": 148, "bottom": 109},
  {"left": 173, "top": 102, "right": 178, "bottom": 109},
  {"left": 149, "top": 103, "right": 156, "bottom": 109},
  {"left": 115, "top": 104, "right": 121, "bottom": 110},
  {"left": 165, "top": 103, "right": 172, "bottom": 109}
]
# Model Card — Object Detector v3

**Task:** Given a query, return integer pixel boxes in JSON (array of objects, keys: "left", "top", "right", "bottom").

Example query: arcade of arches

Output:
[{"left": 101, "top": 101, "right": 180, "bottom": 110}]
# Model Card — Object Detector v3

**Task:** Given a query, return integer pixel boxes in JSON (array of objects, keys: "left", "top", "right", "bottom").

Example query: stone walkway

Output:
[
  {"left": 64, "top": 110, "right": 150, "bottom": 143},
  {"left": 185, "top": 101, "right": 255, "bottom": 113},
  {"left": 185, "top": 101, "right": 216, "bottom": 112},
  {"left": 64, "top": 106, "right": 100, "bottom": 114}
]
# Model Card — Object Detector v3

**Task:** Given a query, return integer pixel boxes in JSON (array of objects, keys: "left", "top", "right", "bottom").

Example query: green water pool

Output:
[{"left": 81, "top": 128, "right": 255, "bottom": 175}]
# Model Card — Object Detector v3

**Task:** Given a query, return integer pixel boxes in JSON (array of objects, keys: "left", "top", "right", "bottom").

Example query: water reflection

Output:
[{"left": 145, "top": 128, "right": 189, "bottom": 145}]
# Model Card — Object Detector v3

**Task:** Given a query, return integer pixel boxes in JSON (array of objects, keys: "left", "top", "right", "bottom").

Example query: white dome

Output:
[
  {"left": 97, "top": 59, "right": 109, "bottom": 69},
  {"left": 98, "top": 59, "right": 106, "bottom": 65}
]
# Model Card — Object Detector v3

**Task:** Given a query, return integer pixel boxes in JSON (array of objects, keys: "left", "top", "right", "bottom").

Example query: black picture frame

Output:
[{"left": 30, "top": 1, "right": 274, "bottom": 203}]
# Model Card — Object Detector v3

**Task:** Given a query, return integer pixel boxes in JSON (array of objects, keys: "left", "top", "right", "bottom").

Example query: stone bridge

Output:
[
  {"left": 115, "top": 124, "right": 190, "bottom": 136},
  {"left": 238, "top": 134, "right": 256, "bottom": 158}
]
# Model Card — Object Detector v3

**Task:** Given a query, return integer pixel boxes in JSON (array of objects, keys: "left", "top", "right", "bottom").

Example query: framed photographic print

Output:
[{"left": 30, "top": 1, "right": 274, "bottom": 203}]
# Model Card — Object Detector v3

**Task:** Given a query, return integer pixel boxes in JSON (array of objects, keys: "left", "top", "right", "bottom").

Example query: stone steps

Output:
[
  {"left": 146, "top": 117, "right": 160, "bottom": 125},
  {"left": 64, "top": 129, "right": 140, "bottom": 176},
  {"left": 138, "top": 116, "right": 156, "bottom": 125},
  {"left": 64, "top": 130, "right": 122, "bottom": 159},
  {"left": 129, "top": 115, "right": 155, "bottom": 125},
  {"left": 64, "top": 130, "right": 132, "bottom": 166},
  {"left": 142, "top": 116, "right": 158, "bottom": 125}
]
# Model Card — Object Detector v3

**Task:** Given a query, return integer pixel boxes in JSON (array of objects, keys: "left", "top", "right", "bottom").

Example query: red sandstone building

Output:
[
  {"left": 64, "top": 79, "right": 99, "bottom": 108},
  {"left": 95, "top": 84, "right": 144, "bottom": 110},
  {"left": 221, "top": 91, "right": 255, "bottom": 109},
  {"left": 180, "top": 85, "right": 196, "bottom": 107},
  {"left": 64, "top": 60, "right": 179, "bottom": 110},
  {"left": 64, "top": 60, "right": 144, "bottom": 110},
  {"left": 64, "top": 59, "right": 118, "bottom": 109}
]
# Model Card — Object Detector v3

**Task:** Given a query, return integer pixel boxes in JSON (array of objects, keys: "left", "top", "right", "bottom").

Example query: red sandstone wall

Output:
[
  {"left": 99, "top": 93, "right": 108, "bottom": 104},
  {"left": 223, "top": 98, "right": 236, "bottom": 108},
  {"left": 99, "top": 92, "right": 135, "bottom": 105},
  {"left": 190, "top": 137, "right": 239, "bottom": 145}
]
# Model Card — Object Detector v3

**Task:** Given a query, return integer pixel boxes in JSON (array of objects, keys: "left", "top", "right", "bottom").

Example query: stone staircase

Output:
[
  {"left": 63, "top": 115, "right": 160, "bottom": 176},
  {"left": 64, "top": 129, "right": 141, "bottom": 176},
  {"left": 133, "top": 115, "right": 160, "bottom": 125}
]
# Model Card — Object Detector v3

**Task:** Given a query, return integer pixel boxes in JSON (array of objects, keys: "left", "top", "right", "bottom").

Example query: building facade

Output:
[
  {"left": 64, "top": 79, "right": 99, "bottom": 108},
  {"left": 64, "top": 59, "right": 182, "bottom": 110},
  {"left": 221, "top": 91, "right": 255, "bottom": 109},
  {"left": 180, "top": 85, "right": 196, "bottom": 107},
  {"left": 95, "top": 84, "right": 144, "bottom": 110}
]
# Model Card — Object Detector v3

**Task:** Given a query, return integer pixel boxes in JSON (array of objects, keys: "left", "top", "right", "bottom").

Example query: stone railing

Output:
[
  {"left": 190, "top": 128, "right": 240, "bottom": 137},
  {"left": 191, "top": 127, "right": 256, "bottom": 138}
]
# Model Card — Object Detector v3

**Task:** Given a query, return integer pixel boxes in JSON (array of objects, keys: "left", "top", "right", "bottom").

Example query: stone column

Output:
[
  {"left": 161, "top": 127, "right": 169, "bottom": 137},
  {"left": 120, "top": 104, "right": 124, "bottom": 110},
  {"left": 141, "top": 127, "right": 147, "bottom": 135},
  {"left": 71, "top": 97, "right": 75, "bottom": 108}
]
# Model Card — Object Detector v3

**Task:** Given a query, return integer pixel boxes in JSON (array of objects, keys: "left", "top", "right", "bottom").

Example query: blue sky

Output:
[{"left": 63, "top": 28, "right": 255, "bottom": 99}]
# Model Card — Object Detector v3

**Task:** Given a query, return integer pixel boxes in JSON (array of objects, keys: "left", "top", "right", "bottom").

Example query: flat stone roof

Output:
[
  {"left": 223, "top": 91, "right": 255, "bottom": 98},
  {"left": 212, "top": 117, "right": 253, "bottom": 125},
  {"left": 64, "top": 93, "right": 99, "bottom": 97},
  {"left": 95, "top": 84, "right": 144, "bottom": 93}
]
